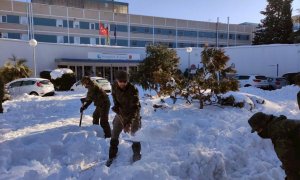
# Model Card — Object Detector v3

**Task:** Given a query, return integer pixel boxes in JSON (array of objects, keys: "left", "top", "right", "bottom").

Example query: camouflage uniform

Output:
[
  {"left": 248, "top": 112, "right": 300, "bottom": 180},
  {"left": 107, "top": 72, "right": 141, "bottom": 165},
  {"left": 0, "top": 78, "right": 4, "bottom": 113},
  {"left": 81, "top": 77, "right": 111, "bottom": 138}
]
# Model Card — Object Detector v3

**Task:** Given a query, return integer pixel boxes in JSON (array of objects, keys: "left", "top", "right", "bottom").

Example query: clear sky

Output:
[{"left": 120, "top": 0, "right": 300, "bottom": 24}]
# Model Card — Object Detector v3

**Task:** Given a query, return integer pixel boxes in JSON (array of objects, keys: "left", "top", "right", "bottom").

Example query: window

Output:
[
  {"left": 90, "top": 23, "right": 95, "bottom": 30},
  {"left": 57, "top": 36, "right": 64, "bottom": 43},
  {"left": 21, "top": 34, "right": 29, "bottom": 40},
  {"left": 7, "top": 15, "right": 20, "bottom": 24},
  {"left": 34, "top": 17, "right": 56, "bottom": 26},
  {"left": 90, "top": 37, "right": 96, "bottom": 45},
  {"left": 74, "top": 21, "right": 80, "bottom": 29},
  {"left": 1, "top": 32, "right": 8, "bottom": 38},
  {"left": 9, "top": 81, "right": 22, "bottom": 88},
  {"left": 56, "top": 19, "right": 63, "bottom": 27},
  {"left": 22, "top": 81, "right": 35, "bottom": 86},
  {"left": 0, "top": 15, "right": 7, "bottom": 23},
  {"left": 20, "top": 16, "right": 28, "bottom": 25},
  {"left": 74, "top": 36, "right": 80, "bottom": 44}
]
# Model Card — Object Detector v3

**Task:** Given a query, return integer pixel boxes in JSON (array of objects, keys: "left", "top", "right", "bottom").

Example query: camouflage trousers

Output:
[
  {"left": 285, "top": 169, "right": 300, "bottom": 180},
  {"left": 108, "top": 115, "right": 141, "bottom": 159},
  {"left": 93, "top": 106, "right": 111, "bottom": 138}
]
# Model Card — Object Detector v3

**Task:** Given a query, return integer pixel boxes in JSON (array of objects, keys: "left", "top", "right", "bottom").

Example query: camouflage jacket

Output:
[
  {"left": 112, "top": 82, "right": 141, "bottom": 130},
  {"left": 263, "top": 115, "right": 300, "bottom": 172},
  {"left": 0, "top": 78, "right": 4, "bottom": 99},
  {"left": 83, "top": 82, "right": 110, "bottom": 108}
]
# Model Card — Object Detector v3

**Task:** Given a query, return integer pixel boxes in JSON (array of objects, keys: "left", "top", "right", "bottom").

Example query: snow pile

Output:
[
  {"left": 50, "top": 68, "right": 74, "bottom": 80},
  {"left": 0, "top": 85, "right": 299, "bottom": 179}
]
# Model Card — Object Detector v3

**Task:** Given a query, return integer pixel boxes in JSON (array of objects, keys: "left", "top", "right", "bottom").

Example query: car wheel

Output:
[{"left": 30, "top": 92, "right": 39, "bottom": 96}]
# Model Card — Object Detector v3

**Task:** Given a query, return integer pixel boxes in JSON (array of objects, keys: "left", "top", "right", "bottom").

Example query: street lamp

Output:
[
  {"left": 186, "top": 47, "right": 192, "bottom": 78},
  {"left": 29, "top": 39, "right": 38, "bottom": 77}
]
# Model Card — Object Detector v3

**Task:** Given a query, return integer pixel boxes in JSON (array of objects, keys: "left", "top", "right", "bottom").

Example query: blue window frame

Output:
[
  {"left": 80, "top": 37, "right": 90, "bottom": 44},
  {"left": 2, "top": 16, "right": 7, "bottom": 23},
  {"left": 80, "top": 21, "right": 89, "bottom": 29},
  {"left": 35, "top": 34, "right": 57, "bottom": 43},
  {"left": 111, "top": 24, "right": 128, "bottom": 32},
  {"left": 63, "top": 20, "right": 73, "bottom": 28},
  {"left": 34, "top": 17, "right": 56, "bottom": 26},
  {"left": 7, "top": 15, "right": 19, "bottom": 24},
  {"left": 8, "top": 33, "right": 20, "bottom": 39}
]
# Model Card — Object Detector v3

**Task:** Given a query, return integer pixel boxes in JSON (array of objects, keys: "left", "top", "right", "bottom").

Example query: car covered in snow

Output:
[
  {"left": 6, "top": 78, "right": 55, "bottom": 97},
  {"left": 236, "top": 75, "right": 269, "bottom": 89},
  {"left": 70, "top": 77, "right": 111, "bottom": 93}
]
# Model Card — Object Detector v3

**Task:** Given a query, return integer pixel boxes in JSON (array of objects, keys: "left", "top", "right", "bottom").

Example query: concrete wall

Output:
[{"left": 0, "top": 38, "right": 300, "bottom": 77}]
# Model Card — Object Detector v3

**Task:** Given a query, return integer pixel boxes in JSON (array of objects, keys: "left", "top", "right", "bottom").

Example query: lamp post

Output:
[
  {"left": 29, "top": 39, "right": 38, "bottom": 77},
  {"left": 269, "top": 64, "right": 279, "bottom": 77},
  {"left": 186, "top": 47, "right": 192, "bottom": 78}
]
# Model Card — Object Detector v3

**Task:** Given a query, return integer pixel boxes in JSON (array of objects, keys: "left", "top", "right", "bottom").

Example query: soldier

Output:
[
  {"left": 80, "top": 76, "right": 111, "bottom": 138},
  {"left": 106, "top": 70, "right": 141, "bottom": 167},
  {"left": 248, "top": 112, "right": 300, "bottom": 179},
  {"left": 0, "top": 77, "right": 4, "bottom": 113}
]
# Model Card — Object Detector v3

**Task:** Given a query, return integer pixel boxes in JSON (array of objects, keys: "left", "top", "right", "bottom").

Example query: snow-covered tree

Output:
[{"left": 189, "top": 47, "right": 238, "bottom": 109}]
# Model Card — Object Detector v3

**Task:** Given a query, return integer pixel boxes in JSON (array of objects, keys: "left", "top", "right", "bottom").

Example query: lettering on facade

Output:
[{"left": 88, "top": 52, "right": 140, "bottom": 60}]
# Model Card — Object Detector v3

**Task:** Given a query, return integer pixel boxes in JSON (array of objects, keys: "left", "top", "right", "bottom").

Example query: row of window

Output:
[
  {"left": 0, "top": 15, "right": 250, "bottom": 40},
  {"left": 0, "top": 32, "right": 229, "bottom": 48}
]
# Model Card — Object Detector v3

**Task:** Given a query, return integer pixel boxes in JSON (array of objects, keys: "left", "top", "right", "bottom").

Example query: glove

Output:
[
  {"left": 112, "top": 106, "right": 120, "bottom": 114},
  {"left": 123, "top": 123, "right": 131, "bottom": 134}
]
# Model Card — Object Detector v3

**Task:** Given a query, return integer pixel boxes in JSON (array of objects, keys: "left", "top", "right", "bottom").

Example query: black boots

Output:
[
  {"left": 132, "top": 142, "right": 141, "bottom": 162},
  {"left": 106, "top": 139, "right": 119, "bottom": 167}
]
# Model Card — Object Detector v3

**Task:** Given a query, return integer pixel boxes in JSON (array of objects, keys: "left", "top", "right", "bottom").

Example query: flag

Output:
[{"left": 99, "top": 22, "right": 108, "bottom": 36}]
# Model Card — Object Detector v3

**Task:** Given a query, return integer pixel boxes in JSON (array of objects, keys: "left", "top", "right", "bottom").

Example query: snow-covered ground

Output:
[{"left": 0, "top": 85, "right": 299, "bottom": 180}]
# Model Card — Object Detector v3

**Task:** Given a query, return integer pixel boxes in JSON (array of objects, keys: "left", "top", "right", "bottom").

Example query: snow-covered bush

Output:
[{"left": 50, "top": 68, "right": 76, "bottom": 91}]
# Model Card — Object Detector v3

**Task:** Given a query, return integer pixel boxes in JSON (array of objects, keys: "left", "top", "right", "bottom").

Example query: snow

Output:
[
  {"left": 50, "top": 68, "right": 73, "bottom": 80},
  {"left": 1, "top": 85, "right": 300, "bottom": 179}
]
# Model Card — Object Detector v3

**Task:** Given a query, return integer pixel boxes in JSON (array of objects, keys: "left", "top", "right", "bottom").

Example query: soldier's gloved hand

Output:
[
  {"left": 112, "top": 106, "right": 120, "bottom": 114},
  {"left": 80, "top": 106, "right": 87, "bottom": 113},
  {"left": 123, "top": 123, "right": 131, "bottom": 134},
  {"left": 80, "top": 98, "right": 86, "bottom": 104}
]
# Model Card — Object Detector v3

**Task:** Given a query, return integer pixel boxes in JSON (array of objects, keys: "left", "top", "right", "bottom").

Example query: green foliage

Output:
[
  {"left": 51, "top": 73, "right": 76, "bottom": 91},
  {"left": 253, "top": 0, "right": 293, "bottom": 45},
  {"left": 40, "top": 70, "right": 51, "bottom": 80},
  {"left": 188, "top": 47, "right": 238, "bottom": 109},
  {"left": 0, "top": 55, "right": 32, "bottom": 83},
  {"left": 131, "top": 44, "right": 180, "bottom": 96}
]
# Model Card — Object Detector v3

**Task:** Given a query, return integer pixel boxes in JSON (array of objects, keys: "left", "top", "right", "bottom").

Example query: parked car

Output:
[
  {"left": 236, "top": 75, "right": 269, "bottom": 89},
  {"left": 6, "top": 78, "right": 55, "bottom": 97},
  {"left": 267, "top": 77, "right": 288, "bottom": 90},
  {"left": 70, "top": 77, "right": 112, "bottom": 93}
]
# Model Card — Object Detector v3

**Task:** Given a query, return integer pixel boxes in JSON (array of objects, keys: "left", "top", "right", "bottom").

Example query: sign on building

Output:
[{"left": 88, "top": 52, "right": 141, "bottom": 60}]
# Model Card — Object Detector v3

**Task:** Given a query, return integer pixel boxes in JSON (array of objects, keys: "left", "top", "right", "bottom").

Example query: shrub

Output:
[
  {"left": 51, "top": 73, "right": 76, "bottom": 91},
  {"left": 40, "top": 71, "right": 51, "bottom": 80}
]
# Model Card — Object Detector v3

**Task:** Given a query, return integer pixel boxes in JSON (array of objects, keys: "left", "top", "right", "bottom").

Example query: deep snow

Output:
[{"left": 0, "top": 85, "right": 300, "bottom": 180}]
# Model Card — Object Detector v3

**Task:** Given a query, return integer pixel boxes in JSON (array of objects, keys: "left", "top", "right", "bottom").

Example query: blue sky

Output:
[{"left": 121, "top": 0, "right": 300, "bottom": 24}]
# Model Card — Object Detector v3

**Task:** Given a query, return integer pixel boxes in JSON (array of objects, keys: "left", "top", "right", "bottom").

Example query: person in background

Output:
[
  {"left": 80, "top": 76, "right": 111, "bottom": 138},
  {"left": 106, "top": 70, "right": 142, "bottom": 167},
  {"left": 248, "top": 112, "right": 300, "bottom": 179}
]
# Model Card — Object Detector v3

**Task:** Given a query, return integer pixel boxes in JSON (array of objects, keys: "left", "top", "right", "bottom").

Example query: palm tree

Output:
[{"left": 0, "top": 55, "right": 32, "bottom": 83}]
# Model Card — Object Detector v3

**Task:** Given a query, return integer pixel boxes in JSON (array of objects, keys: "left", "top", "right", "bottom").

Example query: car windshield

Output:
[
  {"left": 255, "top": 76, "right": 267, "bottom": 80},
  {"left": 95, "top": 79, "right": 109, "bottom": 84}
]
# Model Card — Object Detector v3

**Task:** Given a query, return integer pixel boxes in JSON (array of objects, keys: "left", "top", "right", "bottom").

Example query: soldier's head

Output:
[
  {"left": 81, "top": 76, "right": 92, "bottom": 88},
  {"left": 115, "top": 71, "right": 128, "bottom": 89},
  {"left": 248, "top": 112, "right": 272, "bottom": 138}
]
